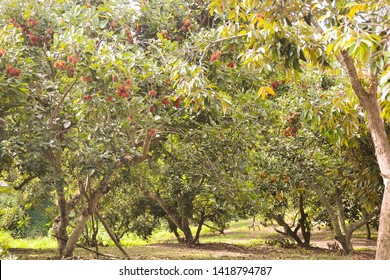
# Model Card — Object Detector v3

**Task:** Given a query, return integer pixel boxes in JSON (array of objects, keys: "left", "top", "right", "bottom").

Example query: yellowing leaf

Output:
[
  {"left": 156, "top": 32, "right": 164, "bottom": 41},
  {"left": 266, "top": 86, "right": 275, "bottom": 96},
  {"left": 285, "top": 68, "right": 293, "bottom": 83},
  {"left": 237, "top": 29, "right": 248, "bottom": 36},
  {"left": 258, "top": 86, "right": 266, "bottom": 99},
  {"left": 326, "top": 42, "right": 335, "bottom": 56},
  {"left": 228, "top": 9, "right": 236, "bottom": 20},
  {"left": 347, "top": 4, "right": 367, "bottom": 19},
  {"left": 194, "top": 98, "right": 201, "bottom": 112},
  {"left": 221, "top": 99, "right": 229, "bottom": 115}
]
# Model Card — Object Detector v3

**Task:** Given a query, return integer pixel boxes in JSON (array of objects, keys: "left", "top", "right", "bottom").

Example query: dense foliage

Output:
[{"left": 1, "top": 0, "right": 389, "bottom": 258}]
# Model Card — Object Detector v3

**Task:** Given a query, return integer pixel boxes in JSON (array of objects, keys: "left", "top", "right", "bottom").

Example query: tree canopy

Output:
[{"left": 1, "top": 0, "right": 389, "bottom": 259}]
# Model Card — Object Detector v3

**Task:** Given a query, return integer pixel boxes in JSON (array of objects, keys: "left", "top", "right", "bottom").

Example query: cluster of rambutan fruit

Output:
[
  {"left": 209, "top": 45, "right": 236, "bottom": 68},
  {"left": 1, "top": 47, "right": 21, "bottom": 78},
  {"left": 5, "top": 65, "right": 22, "bottom": 78},
  {"left": 270, "top": 80, "right": 285, "bottom": 89},
  {"left": 180, "top": 18, "right": 195, "bottom": 33},
  {"left": 9, "top": 17, "right": 52, "bottom": 47},
  {"left": 53, "top": 54, "right": 78, "bottom": 77},
  {"left": 283, "top": 111, "right": 301, "bottom": 137}
]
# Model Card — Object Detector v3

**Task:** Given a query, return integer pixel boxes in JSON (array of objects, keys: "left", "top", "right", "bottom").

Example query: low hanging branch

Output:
[{"left": 203, "top": 223, "right": 225, "bottom": 235}]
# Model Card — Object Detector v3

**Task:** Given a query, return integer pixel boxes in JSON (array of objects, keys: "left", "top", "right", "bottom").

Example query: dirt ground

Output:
[{"left": 7, "top": 227, "right": 377, "bottom": 260}]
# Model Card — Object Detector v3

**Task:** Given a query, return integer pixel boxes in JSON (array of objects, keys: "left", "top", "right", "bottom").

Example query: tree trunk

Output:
[
  {"left": 53, "top": 186, "right": 68, "bottom": 256},
  {"left": 335, "top": 186, "right": 347, "bottom": 235},
  {"left": 144, "top": 190, "right": 182, "bottom": 229},
  {"left": 270, "top": 213, "right": 303, "bottom": 245},
  {"left": 312, "top": 17, "right": 390, "bottom": 259},
  {"left": 193, "top": 212, "right": 205, "bottom": 245},
  {"left": 95, "top": 211, "right": 130, "bottom": 259},
  {"left": 308, "top": 184, "right": 345, "bottom": 244},
  {"left": 63, "top": 191, "right": 104, "bottom": 257},
  {"left": 336, "top": 233, "right": 353, "bottom": 255},
  {"left": 181, "top": 217, "right": 194, "bottom": 245},
  {"left": 340, "top": 52, "right": 390, "bottom": 259},
  {"left": 361, "top": 94, "right": 390, "bottom": 259},
  {"left": 366, "top": 223, "right": 371, "bottom": 240},
  {"left": 310, "top": 182, "right": 377, "bottom": 255},
  {"left": 90, "top": 214, "right": 99, "bottom": 248},
  {"left": 49, "top": 144, "right": 69, "bottom": 257},
  {"left": 145, "top": 190, "right": 196, "bottom": 245},
  {"left": 64, "top": 208, "right": 90, "bottom": 257},
  {"left": 298, "top": 195, "right": 311, "bottom": 245}
]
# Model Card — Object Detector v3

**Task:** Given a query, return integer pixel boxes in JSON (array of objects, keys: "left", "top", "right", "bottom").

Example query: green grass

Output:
[
  {"left": 0, "top": 218, "right": 294, "bottom": 249},
  {"left": 0, "top": 230, "right": 14, "bottom": 254},
  {"left": 2, "top": 218, "right": 378, "bottom": 260},
  {"left": 9, "top": 236, "right": 57, "bottom": 249}
]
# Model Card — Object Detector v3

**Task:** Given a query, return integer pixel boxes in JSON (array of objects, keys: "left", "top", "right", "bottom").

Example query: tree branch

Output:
[
  {"left": 349, "top": 208, "right": 379, "bottom": 234},
  {"left": 13, "top": 175, "right": 36, "bottom": 191},
  {"left": 95, "top": 211, "right": 130, "bottom": 259},
  {"left": 53, "top": 234, "right": 119, "bottom": 259},
  {"left": 48, "top": 71, "right": 83, "bottom": 124}
]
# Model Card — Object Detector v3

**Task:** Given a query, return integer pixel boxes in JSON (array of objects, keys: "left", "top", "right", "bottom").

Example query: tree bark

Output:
[
  {"left": 309, "top": 183, "right": 353, "bottom": 253},
  {"left": 309, "top": 184, "right": 345, "bottom": 241},
  {"left": 336, "top": 233, "right": 353, "bottom": 254},
  {"left": 53, "top": 186, "right": 68, "bottom": 256},
  {"left": 193, "top": 212, "right": 205, "bottom": 244},
  {"left": 312, "top": 16, "right": 390, "bottom": 259},
  {"left": 340, "top": 52, "right": 390, "bottom": 259},
  {"left": 298, "top": 195, "right": 311, "bottom": 245},
  {"left": 335, "top": 186, "right": 347, "bottom": 235},
  {"left": 52, "top": 146, "right": 68, "bottom": 257},
  {"left": 181, "top": 217, "right": 194, "bottom": 245},
  {"left": 310, "top": 182, "right": 376, "bottom": 255},
  {"left": 144, "top": 189, "right": 196, "bottom": 244},
  {"left": 64, "top": 208, "right": 91, "bottom": 257},
  {"left": 63, "top": 173, "right": 113, "bottom": 258},
  {"left": 311, "top": 182, "right": 353, "bottom": 254},
  {"left": 366, "top": 223, "right": 371, "bottom": 240},
  {"left": 63, "top": 192, "right": 103, "bottom": 258},
  {"left": 270, "top": 213, "right": 303, "bottom": 245}
]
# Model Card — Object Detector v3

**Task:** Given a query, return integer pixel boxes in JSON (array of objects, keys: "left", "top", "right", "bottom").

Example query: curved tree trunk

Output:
[
  {"left": 64, "top": 207, "right": 91, "bottom": 257},
  {"left": 270, "top": 213, "right": 304, "bottom": 245},
  {"left": 269, "top": 196, "right": 311, "bottom": 247},
  {"left": 312, "top": 17, "right": 390, "bottom": 260},
  {"left": 336, "top": 234, "right": 353, "bottom": 255},
  {"left": 63, "top": 192, "right": 103, "bottom": 258},
  {"left": 309, "top": 183, "right": 353, "bottom": 254},
  {"left": 63, "top": 174, "right": 113, "bottom": 258},
  {"left": 340, "top": 52, "right": 390, "bottom": 259},
  {"left": 144, "top": 190, "right": 196, "bottom": 245},
  {"left": 95, "top": 211, "right": 130, "bottom": 259},
  {"left": 310, "top": 182, "right": 377, "bottom": 255},
  {"left": 51, "top": 146, "right": 68, "bottom": 257},
  {"left": 193, "top": 212, "right": 205, "bottom": 245}
]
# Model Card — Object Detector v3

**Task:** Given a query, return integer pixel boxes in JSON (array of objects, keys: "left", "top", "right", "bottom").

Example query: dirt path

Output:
[
  {"left": 8, "top": 237, "right": 376, "bottom": 260},
  {"left": 308, "top": 228, "right": 377, "bottom": 250}
]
